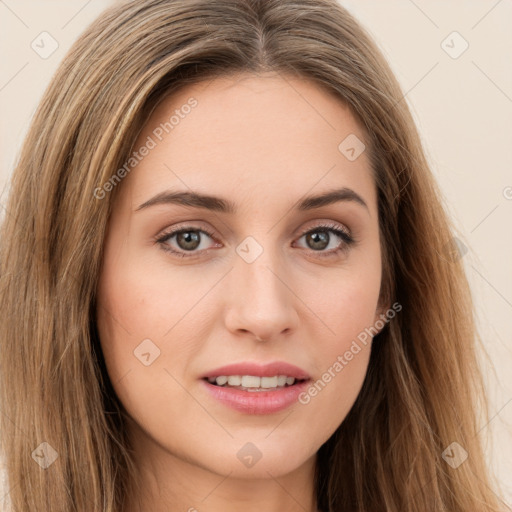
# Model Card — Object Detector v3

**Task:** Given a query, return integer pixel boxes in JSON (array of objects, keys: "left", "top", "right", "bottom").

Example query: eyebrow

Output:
[{"left": 135, "top": 187, "right": 368, "bottom": 213}]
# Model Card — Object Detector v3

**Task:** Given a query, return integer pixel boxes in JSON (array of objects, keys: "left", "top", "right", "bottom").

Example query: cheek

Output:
[
  {"left": 95, "top": 243, "right": 206, "bottom": 389},
  {"left": 296, "top": 298, "right": 376, "bottom": 436},
  {"left": 296, "top": 254, "right": 381, "bottom": 426},
  {"left": 97, "top": 241, "right": 215, "bottom": 343},
  {"left": 95, "top": 254, "right": 204, "bottom": 433},
  {"left": 307, "top": 249, "right": 382, "bottom": 345}
]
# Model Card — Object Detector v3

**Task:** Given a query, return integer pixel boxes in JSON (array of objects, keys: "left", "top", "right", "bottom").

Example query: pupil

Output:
[
  {"left": 177, "top": 231, "right": 200, "bottom": 250},
  {"left": 307, "top": 231, "right": 329, "bottom": 250}
]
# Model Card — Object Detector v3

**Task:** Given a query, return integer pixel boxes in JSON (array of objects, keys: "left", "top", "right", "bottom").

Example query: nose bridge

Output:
[
  {"left": 235, "top": 235, "right": 288, "bottom": 305},
  {"left": 225, "top": 234, "right": 298, "bottom": 338}
]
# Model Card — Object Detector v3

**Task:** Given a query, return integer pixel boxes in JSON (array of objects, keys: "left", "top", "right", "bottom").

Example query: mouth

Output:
[
  {"left": 201, "top": 376, "right": 312, "bottom": 414},
  {"left": 200, "top": 361, "right": 311, "bottom": 413},
  {"left": 203, "top": 375, "right": 310, "bottom": 392}
]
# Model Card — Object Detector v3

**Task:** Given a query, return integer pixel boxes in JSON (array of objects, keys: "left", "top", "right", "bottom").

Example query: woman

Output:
[{"left": 0, "top": 0, "right": 507, "bottom": 511}]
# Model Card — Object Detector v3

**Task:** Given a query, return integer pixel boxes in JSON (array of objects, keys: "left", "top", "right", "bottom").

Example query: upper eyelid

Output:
[
  {"left": 157, "top": 221, "right": 349, "bottom": 239},
  {"left": 159, "top": 217, "right": 350, "bottom": 234},
  {"left": 156, "top": 221, "right": 351, "bottom": 247},
  {"left": 299, "top": 221, "right": 350, "bottom": 235},
  {"left": 157, "top": 224, "right": 216, "bottom": 240}
]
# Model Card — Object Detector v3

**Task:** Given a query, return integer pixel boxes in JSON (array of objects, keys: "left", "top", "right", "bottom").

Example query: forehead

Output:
[{"left": 118, "top": 72, "right": 375, "bottom": 212}]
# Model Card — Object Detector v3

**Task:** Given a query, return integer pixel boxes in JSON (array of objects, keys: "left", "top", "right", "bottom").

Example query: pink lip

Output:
[
  {"left": 199, "top": 361, "right": 311, "bottom": 415},
  {"left": 201, "top": 378, "right": 311, "bottom": 415},
  {"left": 200, "top": 361, "right": 310, "bottom": 380}
]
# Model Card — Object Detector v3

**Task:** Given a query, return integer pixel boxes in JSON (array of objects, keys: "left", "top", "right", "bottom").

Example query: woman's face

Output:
[{"left": 97, "top": 72, "right": 384, "bottom": 481}]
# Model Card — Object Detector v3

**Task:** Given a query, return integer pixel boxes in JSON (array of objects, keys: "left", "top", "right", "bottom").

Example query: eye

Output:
[
  {"left": 156, "top": 226, "right": 219, "bottom": 258},
  {"left": 294, "top": 222, "right": 355, "bottom": 257},
  {"left": 155, "top": 221, "right": 355, "bottom": 259}
]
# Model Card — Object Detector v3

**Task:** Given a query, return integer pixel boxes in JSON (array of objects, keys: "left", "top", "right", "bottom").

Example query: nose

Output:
[{"left": 223, "top": 242, "right": 300, "bottom": 342}]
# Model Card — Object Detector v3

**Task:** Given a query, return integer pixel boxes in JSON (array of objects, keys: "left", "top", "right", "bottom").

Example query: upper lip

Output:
[{"left": 201, "top": 361, "right": 311, "bottom": 380}]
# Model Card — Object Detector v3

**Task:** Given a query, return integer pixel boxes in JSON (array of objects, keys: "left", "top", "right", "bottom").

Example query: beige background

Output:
[{"left": 1, "top": 0, "right": 511, "bottom": 506}]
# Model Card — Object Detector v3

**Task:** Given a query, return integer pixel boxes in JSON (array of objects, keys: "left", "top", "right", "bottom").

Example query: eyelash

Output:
[{"left": 155, "top": 222, "right": 355, "bottom": 259}]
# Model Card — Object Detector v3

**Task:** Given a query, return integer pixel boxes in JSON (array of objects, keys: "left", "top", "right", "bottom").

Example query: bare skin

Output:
[{"left": 96, "top": 71, "right": 385, "bottom": 512}]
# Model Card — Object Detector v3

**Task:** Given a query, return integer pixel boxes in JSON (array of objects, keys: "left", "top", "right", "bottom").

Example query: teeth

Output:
[
  {"left": 227, "top": 375, "right": 241, "bottom": 386},
  {"left": 208, "top": 375, "right": 298, "bottom": 389},
  {"left": 261, "top": 376, "right": 278, "bottom": 388},
  {"left": 241, "top": 375, "right": 260, "bottom": 387},
  {"left": 277, "top": 375, "right": 287, "bottom": 386}
]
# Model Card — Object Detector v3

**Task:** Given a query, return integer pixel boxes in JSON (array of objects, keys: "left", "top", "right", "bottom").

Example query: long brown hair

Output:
[{"left": 0, "top": 0, "right": 507, "bottom": 510}]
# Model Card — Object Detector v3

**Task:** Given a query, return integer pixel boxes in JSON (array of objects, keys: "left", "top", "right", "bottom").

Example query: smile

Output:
[{"left": 206, "top": 374, "right": 304, "bottom": 390}]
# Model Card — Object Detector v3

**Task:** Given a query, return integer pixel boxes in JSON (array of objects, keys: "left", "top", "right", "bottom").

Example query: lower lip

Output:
[{"left": 201, "top": 379, "right": 311, "bottom": 415}]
